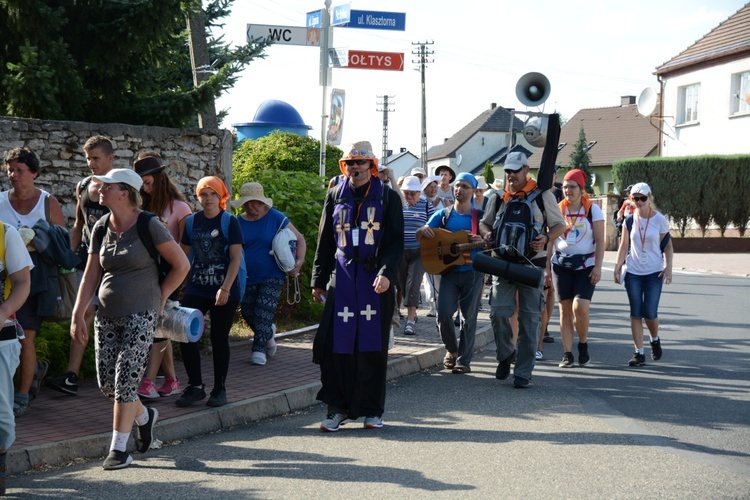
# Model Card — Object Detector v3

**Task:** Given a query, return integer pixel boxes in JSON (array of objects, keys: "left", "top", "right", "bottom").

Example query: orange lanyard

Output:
[
  {"left": 636, "top": 209, "right": 652, "bottom": 251},
  {"left": 565, "top": 208, "right": 584, "bottom": 230}
]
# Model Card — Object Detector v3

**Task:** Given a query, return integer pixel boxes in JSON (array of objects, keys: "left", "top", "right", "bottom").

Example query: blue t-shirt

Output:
[
  {"left": 181, "top": 211, "right": 244, "bottom": 301},
  {"left": 427, "top": 208, "right": 479, "bottom": 273},
  {"left": 237, "top": 208, "right": 288, "bottom": 284}
]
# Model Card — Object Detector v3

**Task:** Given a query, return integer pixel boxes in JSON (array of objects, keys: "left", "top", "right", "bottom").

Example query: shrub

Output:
[{"left": 36, "top": 320, "right": 96, "bottom": 380}]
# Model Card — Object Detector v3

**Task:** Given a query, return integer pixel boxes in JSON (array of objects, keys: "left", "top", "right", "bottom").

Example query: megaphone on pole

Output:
[{"left": 515, "top": 72, "right": 551, "bottom": 107}]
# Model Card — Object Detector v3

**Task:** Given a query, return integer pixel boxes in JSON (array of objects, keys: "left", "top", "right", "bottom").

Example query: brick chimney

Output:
[{"left": 621, "top": 96, "right": 636, "bottom": 106}]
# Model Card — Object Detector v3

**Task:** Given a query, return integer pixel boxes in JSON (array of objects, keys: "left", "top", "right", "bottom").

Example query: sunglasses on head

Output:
[
  {"left": 632, "top": 195, "right": 648, "bottom": 202},
  {"left": 344, "top": 159, "right": 370, "bottom": 166}
]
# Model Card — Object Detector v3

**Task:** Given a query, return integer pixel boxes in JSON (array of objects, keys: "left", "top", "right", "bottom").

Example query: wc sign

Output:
[{"left": 340, "top": 50, "right": 404, "bottom": 71}]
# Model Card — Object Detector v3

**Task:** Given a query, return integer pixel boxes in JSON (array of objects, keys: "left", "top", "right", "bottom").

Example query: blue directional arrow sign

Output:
[{"left": 345, "top": 9, "right": 406, "bottom": 31}]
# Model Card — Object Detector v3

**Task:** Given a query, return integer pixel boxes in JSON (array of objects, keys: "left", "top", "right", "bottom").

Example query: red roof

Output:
[
  {"left": 528, "top": 102, "right": 658, "bottom": 169},
  {"left": 655, "top": 3, "right": 750, "bottom": 75}
]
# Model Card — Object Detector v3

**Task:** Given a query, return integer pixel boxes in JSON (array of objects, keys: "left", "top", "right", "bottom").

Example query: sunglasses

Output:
[
  {"left": 632, "top": 195, "right": 648, "bottom": 202},
  {"left": 344, "top": 159, "right": 370, "bottom": 166}
]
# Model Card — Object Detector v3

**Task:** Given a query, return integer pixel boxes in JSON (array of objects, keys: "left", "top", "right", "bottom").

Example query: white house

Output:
[
  {"left": 655, "top": 3, "right": 750, "bottom": 157},
  {"left": 426, "top": 103, "right": 539, "bottom": 178}
]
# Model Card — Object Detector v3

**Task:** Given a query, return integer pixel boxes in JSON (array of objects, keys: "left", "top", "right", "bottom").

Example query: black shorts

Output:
[{"left": 552, "top": 264, "right": 596, "bottom": 302}]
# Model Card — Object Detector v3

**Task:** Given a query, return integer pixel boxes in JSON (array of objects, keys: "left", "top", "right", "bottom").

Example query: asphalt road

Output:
[{"left": 8, "top": 267, "right": 750, "bottom": 499}]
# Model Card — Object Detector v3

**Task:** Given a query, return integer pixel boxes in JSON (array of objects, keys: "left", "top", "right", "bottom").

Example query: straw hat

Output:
[
  {"left": 338, "top": 140, "right": 379, "bottom": 176},
  {"left": 231, "top": 182, "right": 273, "bottom": 209}
]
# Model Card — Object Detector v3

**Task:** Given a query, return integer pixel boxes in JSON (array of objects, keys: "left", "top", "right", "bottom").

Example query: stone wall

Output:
[{"left": 0, "top": 117, "right": 234, "bottom": 226}]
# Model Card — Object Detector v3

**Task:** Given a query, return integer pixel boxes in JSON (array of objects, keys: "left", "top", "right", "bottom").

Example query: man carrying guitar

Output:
[{"left": 416, "top": 172, "right": 485, "bottom": 375}]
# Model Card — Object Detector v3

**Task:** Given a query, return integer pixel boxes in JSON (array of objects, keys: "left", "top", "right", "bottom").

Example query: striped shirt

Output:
[{"left": 403, "top": 198, "right": 434, "bottom": 249}]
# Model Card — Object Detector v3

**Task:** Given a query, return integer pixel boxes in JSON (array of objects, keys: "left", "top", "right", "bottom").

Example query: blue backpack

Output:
[{"left": 185, "top": 211, "right": 247, "bottom": 301}]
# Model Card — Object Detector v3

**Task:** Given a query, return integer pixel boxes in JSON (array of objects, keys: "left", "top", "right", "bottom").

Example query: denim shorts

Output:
[{"left": 624, "top": 271, "right": 663, "bottom": 320}]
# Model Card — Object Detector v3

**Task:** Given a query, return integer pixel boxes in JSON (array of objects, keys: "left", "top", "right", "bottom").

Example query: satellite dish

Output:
[
  {"left": 456, "top": 154, "right": 462, "bottom": 166},
  {"left": 637, "top": 87, "right": 658, "bottom": 116}
]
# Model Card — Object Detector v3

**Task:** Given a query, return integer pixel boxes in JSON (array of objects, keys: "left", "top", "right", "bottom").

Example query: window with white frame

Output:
[
  {"left": 677, "top": 83, "right": 700, "bottom": 124},
  {"left": 730, "top": 71, "right": 750, "bottom": 115}
]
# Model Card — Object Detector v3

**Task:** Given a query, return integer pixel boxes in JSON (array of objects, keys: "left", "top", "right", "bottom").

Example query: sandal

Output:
[
  {"left": 443, "top": 353, "right": 457, "bottom": 370},
  {"left": 452, "top": 364, "right": 471, "bottom": 374},
  {"left": 404, "top": 323, "right": 416, "bottom": 336}
]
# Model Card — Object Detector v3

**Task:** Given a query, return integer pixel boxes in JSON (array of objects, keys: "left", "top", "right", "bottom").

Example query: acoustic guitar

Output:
[{"left": 420, "top": 228, "right": 486, "bottom": 275}]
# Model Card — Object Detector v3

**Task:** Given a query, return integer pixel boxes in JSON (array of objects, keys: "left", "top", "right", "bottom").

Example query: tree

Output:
[
  {"left": 0, "top": 0, "right": 272, "bottom": 128},
  {"left": 482, "top": 160, "right": 494, "bottom": 185},
  {"left": 568, "top": 125, "right": 594, "bottom": 194}
]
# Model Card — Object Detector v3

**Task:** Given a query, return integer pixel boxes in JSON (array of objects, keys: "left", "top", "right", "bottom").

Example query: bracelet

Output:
[{"left": 220, "top": 288, "right": 229, "bottom": 293}]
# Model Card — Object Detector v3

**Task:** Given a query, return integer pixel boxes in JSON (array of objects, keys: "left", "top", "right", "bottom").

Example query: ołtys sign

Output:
[{"left": 344, "top": 50, "right": 404, "bottom": 71}]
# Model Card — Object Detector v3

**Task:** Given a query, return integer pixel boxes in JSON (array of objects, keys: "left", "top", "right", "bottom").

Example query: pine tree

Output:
[
  {"left": 568, "top": 125, "right": 594, "bottom": 194},
  {"left": 482, "top": 160, "right": 495, "bottom": 185},
  {"left": 0, "top": 0, "right": 271, "bottom": 128}
]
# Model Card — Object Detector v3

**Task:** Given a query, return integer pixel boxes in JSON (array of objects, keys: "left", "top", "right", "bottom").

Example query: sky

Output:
[{"left": 212, "top": 0, "right": 748, "bottom": 158}]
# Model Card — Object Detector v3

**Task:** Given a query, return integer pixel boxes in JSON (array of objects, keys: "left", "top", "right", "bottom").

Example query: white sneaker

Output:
[
  {"left": 251, "top": 351, "right": 267, "bottom": 365},
  {"left": 535, "top": 350, "right": 544, "bottom": 361},
  {"left": 321, "top": 413, "right": 348, "bottom": 432},
  {"left": 266, "top": 324, "right": 277, "bottom": 357},
  {"left": 364, "top": 416, "right": 384, "bottom": 429}
]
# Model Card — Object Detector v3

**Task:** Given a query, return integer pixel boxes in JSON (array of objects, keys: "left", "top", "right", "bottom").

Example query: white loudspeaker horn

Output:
[
  {"left": 516, "top": 72, "right": 551, "bottom": 107},
  {"left": 523, "top": 115, "right": 549, "bottom": 147},
  {"left": 637, "top": 87, "right": 658, "bottom": 116}
]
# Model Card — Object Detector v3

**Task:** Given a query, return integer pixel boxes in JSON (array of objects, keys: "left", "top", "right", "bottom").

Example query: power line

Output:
[
  {"left": 376, "top": 95, "right": 396, "bottom": 166},
  {"left": 412, "top": 40, "right": 434, "bottom": 171}
]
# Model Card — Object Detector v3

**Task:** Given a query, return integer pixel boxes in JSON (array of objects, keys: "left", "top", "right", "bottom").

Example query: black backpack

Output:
[{"left": 493, "top": 189, "right": 545, "bottom": 263}]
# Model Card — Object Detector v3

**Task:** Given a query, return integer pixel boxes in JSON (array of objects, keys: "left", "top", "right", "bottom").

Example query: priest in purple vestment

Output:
[{"left": 312, "top": 140, "right": 404, "bottom": 432}]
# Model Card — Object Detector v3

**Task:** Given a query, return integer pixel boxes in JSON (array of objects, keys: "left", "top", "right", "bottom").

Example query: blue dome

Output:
[
  {"left": 233, "top": 100, "right": 312, "bottom": 141},
  {"left": 249, "top": 100, "right": 311, "bottom": 129}
]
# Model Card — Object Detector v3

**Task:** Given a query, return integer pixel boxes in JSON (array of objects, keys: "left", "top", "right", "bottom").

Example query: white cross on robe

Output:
[
  {"left": 338, "top": 307, "right": 355, "bottom": 323},
  {"left": 360, "top": 304, "right": 377, "bottom": 321}
]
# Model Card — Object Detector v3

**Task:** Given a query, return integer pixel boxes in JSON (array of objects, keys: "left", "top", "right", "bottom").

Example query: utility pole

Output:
[
  {"left": 376, "top": 95, "right": 395, "bottom": 166},
  {"left": 186, "top": 6, "right": 218, "bottom": 129},
  {"left": 412, "top": 41, "right": 434, "bottom": 172}
]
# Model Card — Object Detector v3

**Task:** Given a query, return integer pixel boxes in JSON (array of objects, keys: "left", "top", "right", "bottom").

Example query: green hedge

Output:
[
  {"left": 612, "top": 155, "right": 750, "bottom": 237},
  {"left": 36, "top": 321, "right": 96, "bottom": 380}
]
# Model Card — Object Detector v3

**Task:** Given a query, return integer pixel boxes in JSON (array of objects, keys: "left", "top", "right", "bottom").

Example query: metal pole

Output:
[{"left": 319, "top": 0, "right": 332, "bottom": 178}]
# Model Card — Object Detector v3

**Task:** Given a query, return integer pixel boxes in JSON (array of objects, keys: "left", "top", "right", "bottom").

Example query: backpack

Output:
[
  {"left": 185, "top": 211, "right": 246, "bottom": 301},
  {"left": 0, "top": 223, "right": 11, "bottom": 301},
  {"left": 271, "top": 217, "right": 298, "bottom": 273},
  {"left": 492, "top": 189, "right": 545, "bottom": 263}
]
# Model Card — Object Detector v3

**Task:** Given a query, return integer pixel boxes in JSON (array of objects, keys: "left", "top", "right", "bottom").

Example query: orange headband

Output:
[{"left": 196, "top": 176, "right": 229, "bottom": 210}]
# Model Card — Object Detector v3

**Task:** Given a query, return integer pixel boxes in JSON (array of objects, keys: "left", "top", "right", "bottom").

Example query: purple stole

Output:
[{"left": 332, "top": 177, "right": 385, "bottom": 354}]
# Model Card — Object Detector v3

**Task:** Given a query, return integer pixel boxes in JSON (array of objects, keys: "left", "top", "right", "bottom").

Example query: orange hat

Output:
[
  {"left": 338, "top": 140, "right": 379, "bottom": 177},
  {"left": 196, "top": 176, "right": 229, "bottom": 210}
]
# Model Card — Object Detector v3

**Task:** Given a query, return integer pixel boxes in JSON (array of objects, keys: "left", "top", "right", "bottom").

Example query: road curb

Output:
[{"left": 9, "top": 323, "right": 494, "bottom": 475}]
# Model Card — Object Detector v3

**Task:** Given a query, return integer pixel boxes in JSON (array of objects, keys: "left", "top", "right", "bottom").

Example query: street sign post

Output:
[{"left": 246, "top": 24, "right": 320, "bottom": 46}]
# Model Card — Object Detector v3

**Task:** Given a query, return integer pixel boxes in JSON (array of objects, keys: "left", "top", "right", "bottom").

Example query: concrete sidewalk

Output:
[{"left": 8, "top": 251, "right": 748, "bottom": 474}]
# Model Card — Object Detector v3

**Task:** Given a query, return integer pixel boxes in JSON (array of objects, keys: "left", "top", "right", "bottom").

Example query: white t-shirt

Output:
[
  {"left": 626, "top": 211, "right": 670, "bottom": 275},
  {"left": 554, "top": 203, "right": 604, "bottom": 268},
  {"left": 1, "top": 223, "right": 34, "bottom": 327}
]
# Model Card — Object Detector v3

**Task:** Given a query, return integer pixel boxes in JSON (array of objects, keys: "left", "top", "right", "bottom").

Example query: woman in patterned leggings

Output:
[
  {"left": 71, "top": 168, "right": 189, "bottom": 470},
  {"left": 231, "top": 182, "right": 306, "bottom": 366}
]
